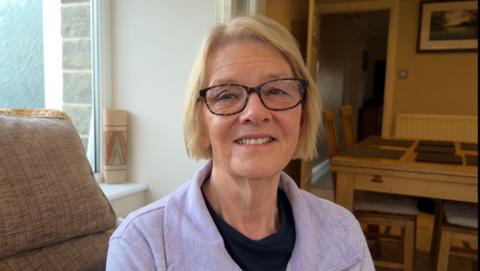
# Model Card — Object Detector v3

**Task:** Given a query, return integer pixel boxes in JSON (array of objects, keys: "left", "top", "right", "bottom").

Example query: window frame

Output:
[{"left": 90, "top": 0, "right": 112, "bottom": 173}]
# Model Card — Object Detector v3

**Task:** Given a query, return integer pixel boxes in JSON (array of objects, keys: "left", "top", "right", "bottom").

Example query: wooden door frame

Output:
[
  {"left": 301, "top": 0, "right": 399, "bottom": 189},
  {"left": 316, "top": 0, "right": 399, "bottom": 138}
]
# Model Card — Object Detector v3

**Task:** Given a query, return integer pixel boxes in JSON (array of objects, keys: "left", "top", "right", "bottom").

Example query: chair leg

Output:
[
  {"left": 366, "top": 236, "right": 381, "bottom": 259},
  {"left": 431, "top": 200, "right": 443, "bottom": 255},
  {"left": 366, "top": 224, "right": 381, "bottom": 258},
  {"left": 404, "top": 220, "right": 415, "bottom": 271},
  {"left": 367, "top": 224, "right": 380, "bottom": 234},
  {"left": 436, "top": 228, "right": 451, "bottom": 271},
  {"left": 331, "top": 171, "right": 337, "bottom": 202}
]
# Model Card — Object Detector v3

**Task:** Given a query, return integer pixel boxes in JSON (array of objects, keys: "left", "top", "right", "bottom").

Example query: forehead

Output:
[{"left": 205, "top": 40, "right": 293, "bottom": 86}]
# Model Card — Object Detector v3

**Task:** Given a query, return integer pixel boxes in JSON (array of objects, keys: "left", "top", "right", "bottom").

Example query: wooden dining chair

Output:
[
  {"left": 436, "top": 201, "right": 477, "bottom": 271},
  {"left": 339, "top": 105, "right": 358, "bottom": 149},
  {"left": 322, "top": 109, "right": 340, "bottom": 159},
  {"left": 321, "top": 109, "right": 338, "bottom": 200},
  {"left": 324, "top": 107, "right": 418, "bottom": 271}
]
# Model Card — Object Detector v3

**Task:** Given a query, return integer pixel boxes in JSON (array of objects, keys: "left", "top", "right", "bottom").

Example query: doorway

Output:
[
  {"left": 317, "top": 10, "right": 389, "bottom": 154},
  {"left": 311, "top": 7, "right": 392, "bottom": 193}
]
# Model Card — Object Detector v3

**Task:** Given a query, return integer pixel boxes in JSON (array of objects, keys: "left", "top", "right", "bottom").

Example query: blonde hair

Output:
[{"left": 183, "top": 15, "right": 322, "bottom": 161}]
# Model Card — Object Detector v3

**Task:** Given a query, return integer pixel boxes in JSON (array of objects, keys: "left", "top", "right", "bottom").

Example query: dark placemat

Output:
[
  {"left": 460, "top": 143, "right": 478, "bottom": 151},
  {"left": 465, "top": 154, "right": 478, "bottom": 166},
  {"left": 418, "top": 140, "right": 454, "bottom": 148},
  {"left": 360, "top": 136, "right": 414, "bottom": 148},
  {"left": 342, "top": 146, "right": 405, "bottom": 160},
  {"left": 414, "top": 145, "right": 455, "bottom": 154},
  {"left": 415, "top": 153, "right": 462, "bottom": 165}
]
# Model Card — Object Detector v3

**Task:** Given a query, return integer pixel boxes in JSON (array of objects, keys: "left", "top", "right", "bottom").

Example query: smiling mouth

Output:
[{"left": 236, "top": 137, "right": 274, "bottom": 145}]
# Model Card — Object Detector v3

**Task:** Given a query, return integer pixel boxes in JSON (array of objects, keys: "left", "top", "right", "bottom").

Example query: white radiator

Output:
[{"left": 394, "top": 113, "right": 478, "bottom": 143}]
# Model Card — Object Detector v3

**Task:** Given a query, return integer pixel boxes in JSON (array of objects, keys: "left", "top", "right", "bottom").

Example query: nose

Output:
[{"left": 238, "top": 92, "right": 272, "bottom": 124}]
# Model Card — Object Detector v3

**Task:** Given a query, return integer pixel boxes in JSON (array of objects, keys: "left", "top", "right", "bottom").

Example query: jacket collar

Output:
[{"left": 167, "top": 161, "right": 362, "bottom": 270}]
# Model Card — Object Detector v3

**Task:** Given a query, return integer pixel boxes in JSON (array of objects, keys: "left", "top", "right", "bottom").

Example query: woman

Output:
[{"left": 107, "top": 15, "right": 373, "bottom": 271}]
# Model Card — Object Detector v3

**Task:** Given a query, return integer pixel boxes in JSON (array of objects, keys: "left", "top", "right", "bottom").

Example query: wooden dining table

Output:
[{"left": 330, "top": 136, "right": 478, "bottom": 211}]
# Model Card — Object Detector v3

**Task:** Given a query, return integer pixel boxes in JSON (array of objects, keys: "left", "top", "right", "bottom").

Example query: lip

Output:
[
  {"left": 234, "top": 133, "right": 276, "bottom": 145},
  {"left": 234, "top": 133, "right": 276, "bottom": 141}
]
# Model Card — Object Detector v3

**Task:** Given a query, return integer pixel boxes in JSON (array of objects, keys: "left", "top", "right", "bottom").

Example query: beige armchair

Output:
[{"left": 0, "top": 109, "right": 117, "bottom": 271}]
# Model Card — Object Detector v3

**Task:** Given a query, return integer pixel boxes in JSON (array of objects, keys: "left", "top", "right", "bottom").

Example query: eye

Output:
[
  {"left": 216, "top": 91, "right": 239, "bottom": 101},
  {"left": 265, "top": 88, "right": 289, "bottom": 96},
  {"left": 210, "top": 87, "right": 243, "bottom": 103}
]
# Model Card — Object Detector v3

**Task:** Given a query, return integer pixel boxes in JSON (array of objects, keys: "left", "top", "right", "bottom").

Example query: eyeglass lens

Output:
[{"left": 204, "top": 79, "right": 304, "bottom": 115}]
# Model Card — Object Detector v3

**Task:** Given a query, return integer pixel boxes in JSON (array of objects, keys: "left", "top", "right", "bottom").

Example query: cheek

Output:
[
  {"left": 199, "top": 111, "right": 211, "bottom": 148},
  {"left": 200, "top": 113, "right": 231, "bottom": 149},
  {"left": 200, "top": 132, "right": 210, "bottom": 149},
  {"left": 287, "top": 109, "right": 302, "bottom": 137},
  {"left": 284, "top": 111, "right": 303, "bottom": 151}
]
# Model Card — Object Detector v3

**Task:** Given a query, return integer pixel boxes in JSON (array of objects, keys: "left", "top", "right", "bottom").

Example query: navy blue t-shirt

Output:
[{"left": 203, "top": 189, "right": 296, "bottom": 271}]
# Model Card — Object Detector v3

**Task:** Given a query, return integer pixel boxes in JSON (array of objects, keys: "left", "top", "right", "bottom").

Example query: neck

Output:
[{"left": 202, "top": 168, "right": 281, "bottom": 240}]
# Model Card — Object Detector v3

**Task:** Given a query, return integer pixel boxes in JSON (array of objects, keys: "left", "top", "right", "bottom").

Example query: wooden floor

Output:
[{"left": 310, "top": 185, "right": 477, "bottom": 271}]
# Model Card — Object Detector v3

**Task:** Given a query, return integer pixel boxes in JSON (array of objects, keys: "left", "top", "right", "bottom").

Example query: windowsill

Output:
[
  {"left": 99, "top": 183, "right": 148, "bottom": 201},
  {"left": 99, "top": 182, "right": 148, "bottom": 218}
]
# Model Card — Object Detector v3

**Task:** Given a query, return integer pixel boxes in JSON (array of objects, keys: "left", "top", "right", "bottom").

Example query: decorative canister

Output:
[{"left": 103, "top": 110, "right": 128, "bottom": 183}]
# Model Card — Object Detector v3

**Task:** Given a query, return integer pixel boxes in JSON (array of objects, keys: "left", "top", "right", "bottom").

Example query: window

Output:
[
  {"left": 215, "top": 0, "right": 265, "bottom": 22},
  {"left": 0, "top": 0, "right": 102, "bottom": 171}
]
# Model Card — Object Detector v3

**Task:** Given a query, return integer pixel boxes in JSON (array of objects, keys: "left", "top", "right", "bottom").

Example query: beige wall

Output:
[
  {"left": 111, "top": 0, "right": 214, "bottom": 202},
  {"left": 394, "top": 0, "right": 477, "bottom": 118},
  {"left": 265, "top": 0, "right": 308, "bottom": 29},
  {"left": 265, "top": 0, "right": 309, "bottom": 58},
  {"left": 316, "top": 0, "right": 477, "bottom": 134}
]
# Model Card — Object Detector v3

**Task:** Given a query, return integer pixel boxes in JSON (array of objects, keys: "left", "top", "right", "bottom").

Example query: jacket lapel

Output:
[
  {"left": 164, "top": 162, "right": 362, "bottom": 270},
  {"left": 163, "top": 161, "right": 241, "bottom": 270}
]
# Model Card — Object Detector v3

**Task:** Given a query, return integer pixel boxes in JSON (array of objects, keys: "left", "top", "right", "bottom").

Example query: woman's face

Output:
[{"left": 201, "top": 40, "right": 302, "bottom": 180}]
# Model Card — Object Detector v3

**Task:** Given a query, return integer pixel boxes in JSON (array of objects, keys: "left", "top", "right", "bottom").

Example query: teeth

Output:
[{"left": 237, "top": 137, "right": 272, "bottom": 145}]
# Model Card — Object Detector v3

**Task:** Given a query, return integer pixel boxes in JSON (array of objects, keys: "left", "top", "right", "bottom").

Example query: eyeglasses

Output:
[{"left": 198, "top": 78, "right": 307, "bottom": 116}]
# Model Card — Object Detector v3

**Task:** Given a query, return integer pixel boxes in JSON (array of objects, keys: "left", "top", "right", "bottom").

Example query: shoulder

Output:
[
  {"left": 301, "top": 190, "right": 358, "bottom": 226},
  {"left": 110, "top": 162, "right": 214, "bottom": 250},
  {"left": 280, "top": 176, "right": 367, "bottom": 263},
  {"left": 300, "top": 190, "right": 371, "bottom": 264},
  {"left": 301, "top": 190, "right": 364, "bottom": 238},
  {"left": 107, "top": 182, "right": 197, "bottom": 271},
  {"left": 110, "top": 180, "right": 193, "bottom": 244},
  {"left": 280, "top": 175, "right": 361, "bottom": 237}
]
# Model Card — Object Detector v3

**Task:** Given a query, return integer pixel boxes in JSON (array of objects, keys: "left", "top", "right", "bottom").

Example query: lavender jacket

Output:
[{"left": 106, "top": 162, "right": 374, "bottom": 270}]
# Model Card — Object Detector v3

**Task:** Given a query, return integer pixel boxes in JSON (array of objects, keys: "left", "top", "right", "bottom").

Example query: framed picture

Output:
[{"left": 418, "top": 1, "right": 478, "bottom": 52}]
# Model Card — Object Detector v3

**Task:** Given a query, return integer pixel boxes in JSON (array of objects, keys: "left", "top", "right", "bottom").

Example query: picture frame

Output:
[{"left": 418, "top": 1, "right": 477, "bottom": 52}]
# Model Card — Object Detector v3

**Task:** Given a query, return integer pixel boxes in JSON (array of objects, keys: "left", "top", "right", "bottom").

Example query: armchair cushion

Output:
[
  {"left": 0, "top": 231, "right": 112, "bottom": 271},
  {"left": 0, "top": 109, "right": 117, "bottom": 259}
]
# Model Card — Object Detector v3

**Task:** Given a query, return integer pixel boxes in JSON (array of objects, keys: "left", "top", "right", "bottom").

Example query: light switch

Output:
[{"left": 398, "top": 69, "right": 408, "bottom": 79}]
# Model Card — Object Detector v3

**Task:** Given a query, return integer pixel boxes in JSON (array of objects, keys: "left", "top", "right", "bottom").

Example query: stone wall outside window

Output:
[{"left": 61, "top": 0, "right": 92, "bottom": 150}]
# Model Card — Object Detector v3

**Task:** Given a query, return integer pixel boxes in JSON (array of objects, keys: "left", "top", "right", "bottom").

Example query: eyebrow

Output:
[{"left": 210, "top": 74, "right": 290, "bottom": 86}]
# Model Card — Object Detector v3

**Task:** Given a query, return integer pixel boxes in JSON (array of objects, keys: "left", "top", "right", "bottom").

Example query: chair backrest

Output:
[
  {"left": 339, "top": 105, "right": 357, "bottom": 149},
  {"left": 0, "top": 109, "right": 116, "bottom": 267},
  {"left": 322, "top": 108, "right": 339, "bottom": 201},
  {"left": 322, "top": 108, "right": 340, "bottom": 159}
]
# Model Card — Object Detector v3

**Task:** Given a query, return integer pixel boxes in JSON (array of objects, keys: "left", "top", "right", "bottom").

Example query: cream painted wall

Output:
[
  {"left": 265, "top": 0, "right": 308, "bottom": 30},
  {"left": 393, "top": 0, "right": 477, "bottom": 118},
  {"left": 316, "top": 0, "right": 477, "bottom": 136},
  {"left": 110, "top": 1, "right": 215, "bottom": 202},
  {"left": 265, "top": 0, "right": 308, "bottom": 58}
]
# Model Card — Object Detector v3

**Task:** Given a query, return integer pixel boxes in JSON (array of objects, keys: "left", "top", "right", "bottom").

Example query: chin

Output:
[{"left": 231, "top": 158, "right": 286, "bottom": 180}]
